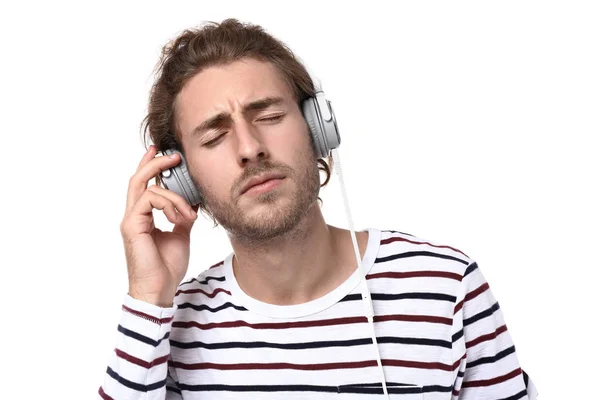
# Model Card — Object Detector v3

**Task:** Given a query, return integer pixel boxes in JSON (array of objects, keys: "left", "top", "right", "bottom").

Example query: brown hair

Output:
[{"left": 141, "top": 19, "right": 333, "bottom": 220}]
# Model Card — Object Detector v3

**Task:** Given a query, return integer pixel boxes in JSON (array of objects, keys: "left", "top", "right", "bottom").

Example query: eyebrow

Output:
[{"left": 191, "top": 96, "right": 285, "bottom": 137}]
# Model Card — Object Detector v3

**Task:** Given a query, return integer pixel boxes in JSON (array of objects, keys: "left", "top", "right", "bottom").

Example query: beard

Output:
[{"left": 195, "top": 146, "right": 321, "bottom": 243}]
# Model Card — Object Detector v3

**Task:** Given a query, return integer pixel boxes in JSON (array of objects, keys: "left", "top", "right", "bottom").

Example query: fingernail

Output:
[
  {"left": 190, "top": 210, "right": 197, "bottom": 218},
  {"left": 169, "top": 153, "right": 178, "bottom": 159}
]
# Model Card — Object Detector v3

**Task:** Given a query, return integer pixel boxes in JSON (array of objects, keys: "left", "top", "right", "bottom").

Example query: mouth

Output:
[
  {"left": 244, "top": 178, "right": 284, "bottom": 196},
  {"left": 240, "top": 173, "right": 286, "bottom": 196}
]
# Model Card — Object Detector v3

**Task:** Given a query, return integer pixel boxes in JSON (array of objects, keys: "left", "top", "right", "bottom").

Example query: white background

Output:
[{"left": 1, "top": 1, "right": 598, "bottom": 398}]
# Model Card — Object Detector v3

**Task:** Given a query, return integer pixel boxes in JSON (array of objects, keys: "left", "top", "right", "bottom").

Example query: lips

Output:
[{"left": 239, "top": 172, "right": 285, "bottom": 195}]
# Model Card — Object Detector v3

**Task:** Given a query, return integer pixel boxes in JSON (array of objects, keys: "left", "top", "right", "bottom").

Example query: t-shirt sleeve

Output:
[
  {"left": 451, "top": 262, "right": 538, "bottom": 399},
  {"left": 97, "top": 295, "right": 183, "bottom": 400}
]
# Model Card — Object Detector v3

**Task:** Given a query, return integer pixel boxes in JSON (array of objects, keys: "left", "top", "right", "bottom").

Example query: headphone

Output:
[{"left": 159, "top": 91, "right": 341, "bottom": 206}]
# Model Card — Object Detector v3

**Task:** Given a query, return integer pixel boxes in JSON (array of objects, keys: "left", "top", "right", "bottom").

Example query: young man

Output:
[{"left": 100, "top": 19, "right": 537, "bottom": 399}]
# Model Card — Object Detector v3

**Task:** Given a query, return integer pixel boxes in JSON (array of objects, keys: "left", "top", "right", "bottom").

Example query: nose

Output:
[{"left": 235, "top": 119, "right": 269, "bottom": 166}]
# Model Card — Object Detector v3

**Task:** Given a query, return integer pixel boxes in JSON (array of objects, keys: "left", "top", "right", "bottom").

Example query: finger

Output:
[
  {"left": 126, "top": 152, "right": 181, "bottom": 213},
  {"left": 135, "top": 145, "right": 157, "bottom": 173},
  {"left": 128, "top": 189, "right": 185, "bottom": 227},
  {"left": 147, "top": 185, "right": 197, "bottom": 221},
  {"left": 172, "top": 204, "right": 198, "bottom": 238},
  {"left": 172, "top": 215, "right": 195, "bottom": 238}
]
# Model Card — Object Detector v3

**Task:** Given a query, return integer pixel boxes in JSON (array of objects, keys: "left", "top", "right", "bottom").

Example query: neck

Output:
[{"left": 228, "top": 203, "right": 367, "bottom": 305}]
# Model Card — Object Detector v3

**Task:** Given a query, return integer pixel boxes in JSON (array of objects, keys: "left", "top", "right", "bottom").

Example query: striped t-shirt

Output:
[{"left": 99, "top": 228, "right": 538, "bottom": 399}]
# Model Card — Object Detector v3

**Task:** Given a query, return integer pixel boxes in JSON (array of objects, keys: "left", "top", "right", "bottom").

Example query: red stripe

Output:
[
  {"left": 367, "top": 270, "right": 463, "bottom": 281},
  {"left": 175, "top": 287, "right": 231, "bottom": 297},
  {"left": 98, "top": 386, "right": 113, "bottom": 400},
  {"left": 455, "top": 283, "right": 492, "bottom": 315},
  {"left": 173, "top": 313, "right": 452, "bottom": 330},
  {"left": 466, "top": 325, "right": 508, "bottom": 349},
  {"left": 452, "top": 354, "right": 466, "bottom": 371},
  {"left": 375, "top": 314, "right": 453, "bottom": 326},
  {"left": 171, "top": 360, "right": 374, "bottom": 371},
  {"left": 174, "top": 316, "right": 367, "bottom": 330},
  {"left": 454, "top": 300, "right": 464, "bottom": 315},
  {"left": 115, "top": 348, "right": 169, "bottom": 369},
  {"left": 384, "top": 359, "right": 454, "bottom": 371},
  {"left": 171, "top": 358, "right": 456, "bottom": 371},
  {"left": 465, "top": 283, "right": 490, "bottom": 302},
  {"left": 462, "top": 368, "right": 522, "bottom": 388},
  {"left": 209, "top": 260, "right": 224, "bottom": 269},
  {"left": 451, "top": 355, "right": 467, "bottom": 396},
  {"left": 380, "top": 236, "right": 468, "bottom": 257},
  {"left": 122, "top": 304, "right": 173, "bottom": 325}
]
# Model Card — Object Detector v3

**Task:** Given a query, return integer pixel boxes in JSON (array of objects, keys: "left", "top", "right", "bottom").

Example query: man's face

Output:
[{"left": 175, "top": 58, "right": 320, "bottom": 240}]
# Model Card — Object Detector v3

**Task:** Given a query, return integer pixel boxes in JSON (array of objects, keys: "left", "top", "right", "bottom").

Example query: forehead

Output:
[{"left": 175, "top": 59, "right": 295, "bottom": 133}]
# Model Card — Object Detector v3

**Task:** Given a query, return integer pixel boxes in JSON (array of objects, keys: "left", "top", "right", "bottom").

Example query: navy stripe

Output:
[
  {"left": 464, "top": 262, "right": 478, "bottom": 277},
  {"left": 106, "top": 366, "right": 166, "bottom": 392},
  {"left": 341, "top": 382, "right": 419, "bottom": 388},
  {"left": 117, "top": 325, "right": 169, "bottom": 347},
  {"left": 498, "top": 389, "right": 528, "bottom": 400},
  {"left": 341, "top": 292, "right": 456, "bottom": 303},
  {"left": 467, "top": 346, "right": 516, "bottom": 369},
  {"left": 167, "top": 372, "right": 182, "bottom": 395},
  {"left": 170, "top": 335, "right": 452, "bottom": 350},
  {"left": 464, "top": 302, "right": 500, "bottom": 326},
  {"left": 180, "top": 275, "right": 225, "bottom": 286},
  {"left": 339, "top": 385, "right": 421, "bottom": 395},
  {"left": 381, "top": 229, "right": 415, "bottom": 237},
  {"left": 452, "top": 329, "right": 464, "bottom": 343},
  {"left": 166, "top": 386, "right": 182, "bottom": 395},
  {"left": 375, "top": 251, "right": 469, "bottom": 265},
  {"left": 176, "top": 383, "right": 451, "bottom": 394},
  {"left": 177, "top": 302, "right": 247, "bottom": 313},
  {"left": 422, "top": 384, "right": 454, "bottom": 393}
]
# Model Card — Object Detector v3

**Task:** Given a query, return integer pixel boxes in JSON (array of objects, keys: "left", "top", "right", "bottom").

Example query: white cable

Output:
[{"left": 331, "top": 148, "right": 390, "bottom": 399}]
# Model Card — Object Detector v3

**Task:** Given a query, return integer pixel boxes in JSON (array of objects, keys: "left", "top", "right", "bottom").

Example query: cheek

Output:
[
  {"left": 274, "top": 118, "right": 313, "bottom": 156},
  {"left": 293, "top": 125, "right": 317, "bottom": 161},
  {"left": 187, "top": 155, "right": 232, "bottom": 198}
]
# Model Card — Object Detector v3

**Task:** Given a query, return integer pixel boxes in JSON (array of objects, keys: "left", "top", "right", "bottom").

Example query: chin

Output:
[
  {"left": 237, "top": 198, "right": 309, "bottom": 239},
  {"left": 242, "top": 195, "right": 292, "bottom": 219},
  {"left": 210, "top": 176, "right": 318, "bottom": 240}
]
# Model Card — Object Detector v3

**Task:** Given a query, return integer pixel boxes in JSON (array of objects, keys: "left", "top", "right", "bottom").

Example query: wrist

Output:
[{"left": 128, "top": 287, "right": 175, "bottom": 308}]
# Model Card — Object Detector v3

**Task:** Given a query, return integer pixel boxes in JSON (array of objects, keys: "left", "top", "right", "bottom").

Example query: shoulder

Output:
[
  {"left": 174, "top": 259, "right": 228, "bottom": 302},
  {"left": 376, "top": 228, "right": 475, "bottom": 274}
]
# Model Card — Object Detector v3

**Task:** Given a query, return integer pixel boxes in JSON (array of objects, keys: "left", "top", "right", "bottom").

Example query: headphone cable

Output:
[{"left": 331, "top": 148, "right": 390, "bottom": 399}]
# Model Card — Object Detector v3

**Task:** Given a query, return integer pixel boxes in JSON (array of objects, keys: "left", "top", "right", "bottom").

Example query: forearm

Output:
[
  {"left": 98, "top": 295, "right": 178, "bottom": 400},
  {"left": 452, "top": 262, "right": 538, "bottom": 399}
]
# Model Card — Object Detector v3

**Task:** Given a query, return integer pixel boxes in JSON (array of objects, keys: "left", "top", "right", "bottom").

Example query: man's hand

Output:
[{"left": 120, "top": 146, "right": 198, "bottom": 307}]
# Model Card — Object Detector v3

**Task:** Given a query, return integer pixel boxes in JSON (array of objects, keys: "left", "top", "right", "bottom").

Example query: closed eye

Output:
[
  {"left": 203, "top": 114, "right": 284, "bottom": 146},
  {"left": 203, "top": 132, "right": 226, "bottom": 146},
  {"left": 258, "top": 114, "right": 284, "bottom": 123}
]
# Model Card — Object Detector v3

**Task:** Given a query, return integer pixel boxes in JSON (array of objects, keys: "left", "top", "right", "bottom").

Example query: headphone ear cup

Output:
[
  {"left": 161, "top": 149, "right": 202, "bottom": 206},
  {"left": 302, "top": 93, "right": 341, "bottom": 159},
  {"left": 302, "top": 97, "right": 328, "bottom": 159}
]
